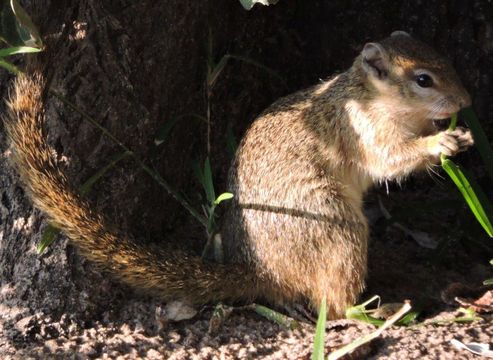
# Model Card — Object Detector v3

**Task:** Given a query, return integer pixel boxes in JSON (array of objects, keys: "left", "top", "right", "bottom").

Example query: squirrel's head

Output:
[{"left": 358, "top": 31, "right": 471, "bottom": 121}]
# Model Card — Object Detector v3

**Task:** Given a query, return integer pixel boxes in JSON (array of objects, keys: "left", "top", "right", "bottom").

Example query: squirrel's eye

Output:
[{"left": 416, "top": 74, "right": 433, "bottom": 88}]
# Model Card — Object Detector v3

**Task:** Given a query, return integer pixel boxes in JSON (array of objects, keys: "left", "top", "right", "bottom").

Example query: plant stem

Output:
[
  {"left": 207, "top": 89, "right": 211, "bottom": 156},
  {"left": 0, "top": 58, "right": 21, "bottom": 74},
  {"left": 440, "top": 113, "right": 458, "bottom": 163}
]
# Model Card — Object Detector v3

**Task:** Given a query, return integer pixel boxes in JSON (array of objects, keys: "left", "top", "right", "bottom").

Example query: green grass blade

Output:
[
  {"left": 440, "top": 113, "right": 458, "bottom": 164},
  {"left": 0, "top": 57, "right": 20, "bottom": 73},
  {"left": 0, "top": 45, "right": 41, "bottom": 57},
  {"left": 253, "top": 304, "right": 300, "bottom": 330},
  {"left": 345, "top": 305, "right": 385, "bottom": 326},
  {"left": 36, "top": 224, "right": 61, "bottom": 254},
  {"left": 458, "top": 166, "right": 493, "bottom": 232},
  {"left": 192, "top": 159, "right": 204, "bottom": 189},
  {"left": 442, "top": 159, "right": 493, "bottom": 237},
  {"left": 208, "top": 55, "right": 230, "bottom": 89},
  {"left": 461, "top": 107, "right": 493, "bottom": 183},
  {"left": 311, "top": 297, "right": 327, "bottom": 360},
  {"left": 440, "top": 111, "right": 493, "bottom": 237},
  {"left": 450, "top": 112, "right": 458, "bottom": 129},
  {"left": 395, "top": 311, "right": 420, "bottom": 326},
  {"left": 203, "top": 157, "right": 215, "bottom": 205},
  {"left": 345, "top": 295, "right": 383, "bottom": 326}
]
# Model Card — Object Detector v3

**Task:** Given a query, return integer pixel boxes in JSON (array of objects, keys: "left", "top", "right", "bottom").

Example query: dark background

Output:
[{"left": 0, "top": 0, "right": 492, "bottom": 320}]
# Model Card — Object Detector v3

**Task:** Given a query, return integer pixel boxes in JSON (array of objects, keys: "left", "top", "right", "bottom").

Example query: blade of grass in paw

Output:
[{"left": 441, "top": 113, "right": 493, "bottom": 237}]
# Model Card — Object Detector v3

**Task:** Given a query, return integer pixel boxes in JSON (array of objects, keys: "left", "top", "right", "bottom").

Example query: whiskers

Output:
[
  {"left": 425, "top": 162, "right": 445, "bottom": 185},
  {"left": 426, "top": 97, "right": 456, "bottom": 120}
]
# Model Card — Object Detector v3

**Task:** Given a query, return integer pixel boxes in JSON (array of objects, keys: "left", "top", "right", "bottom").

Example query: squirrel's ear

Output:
[{"left": 361, "top": 42, "right": 389, "bottom": 79}]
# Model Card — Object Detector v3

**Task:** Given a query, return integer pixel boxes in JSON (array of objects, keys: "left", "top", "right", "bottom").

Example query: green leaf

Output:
[
  {"left": 461, "top": 107, "right": 493, "bottom": 183},
  {"left": 311, "top": 297, "right": 327, "bottom": 360},
  {"left": 395, "top": 311, "right": 420, "bottom": 326},
  {"left": 0, "top": 0, "right": 43, "bottom": 47},
  {"left": 441, "top": 159, "right": 493, "bottom": 237},
  {"left": 0, "top": 45, "right": 40, "bottom": 57},
  {"left": 203, "top": 157, "right": 215, "bottom": 205},
  {"left": 214, "top": 192, "right": 234, "bottom": 205},
  {"left": 36, "top": 224, "right": 61, "bottom": 254}
]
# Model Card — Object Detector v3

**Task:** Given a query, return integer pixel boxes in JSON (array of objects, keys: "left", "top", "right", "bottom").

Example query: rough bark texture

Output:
[{"left": 0, "top": 0, "right": 492, "bottom": 358}]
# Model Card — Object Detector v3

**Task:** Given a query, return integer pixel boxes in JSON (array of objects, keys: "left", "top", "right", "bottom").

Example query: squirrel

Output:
[{"left": 5, "top": 31, "right": 474, "bottom": 319}]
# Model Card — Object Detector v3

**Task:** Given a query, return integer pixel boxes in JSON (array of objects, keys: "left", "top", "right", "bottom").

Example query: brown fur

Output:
[{"left": 5, "top": 33, "right": 473, "bottom": 319}]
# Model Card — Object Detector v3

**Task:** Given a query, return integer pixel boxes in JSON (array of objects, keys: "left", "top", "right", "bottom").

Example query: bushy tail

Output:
[{"left": 4, "top": 73, "right": 257, "bottom": 304}]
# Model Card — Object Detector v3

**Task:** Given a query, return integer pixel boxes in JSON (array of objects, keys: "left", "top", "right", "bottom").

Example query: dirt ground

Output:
[
  {"left": 1, "top": 302, "right": 492, "bottom": 359},
  {"left": 1, "top": 189, "right": 492, "bottom": 359}
]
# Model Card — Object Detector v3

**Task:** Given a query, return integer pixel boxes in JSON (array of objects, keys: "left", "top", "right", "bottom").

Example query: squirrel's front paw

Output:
[{"left": 429, "top": 127, "right": 474, "bottom": 157}]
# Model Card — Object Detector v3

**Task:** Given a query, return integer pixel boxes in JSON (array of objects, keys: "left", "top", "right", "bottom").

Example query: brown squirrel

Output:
[{"left": 5, "top": 31, "right": 474, "bottom": 319}]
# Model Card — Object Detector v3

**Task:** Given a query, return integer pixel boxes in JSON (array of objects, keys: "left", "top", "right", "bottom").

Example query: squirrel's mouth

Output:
[{"left": 432, "top": 117, "right": 451, "bottom": 130}]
